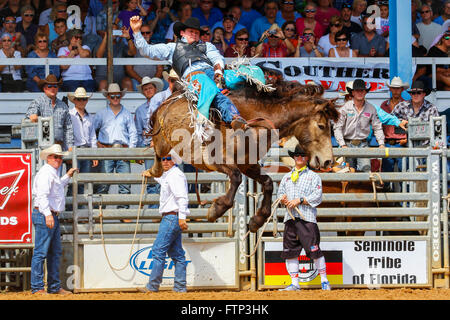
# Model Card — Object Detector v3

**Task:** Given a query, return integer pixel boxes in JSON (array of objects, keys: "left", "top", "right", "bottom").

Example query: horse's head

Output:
[{"left": 292, "top": 98, "right": 339, "bottom": 169}]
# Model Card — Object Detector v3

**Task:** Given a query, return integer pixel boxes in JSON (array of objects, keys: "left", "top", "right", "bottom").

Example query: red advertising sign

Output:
[{"left": 0, "top": 153, "right": 32, "bottom": 244}]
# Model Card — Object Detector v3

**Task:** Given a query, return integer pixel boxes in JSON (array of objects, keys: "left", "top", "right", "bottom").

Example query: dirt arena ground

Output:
[{"left": 1, "top": 288, "right": 450, "bottom": 300}]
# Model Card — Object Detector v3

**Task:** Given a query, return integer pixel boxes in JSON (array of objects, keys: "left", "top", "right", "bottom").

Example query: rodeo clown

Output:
[
  {"left": 277, "top": 145, "right": 331, "bottom": 291},
  {"left": 129, "top": 15, "right": 248, "bottom": 132}
]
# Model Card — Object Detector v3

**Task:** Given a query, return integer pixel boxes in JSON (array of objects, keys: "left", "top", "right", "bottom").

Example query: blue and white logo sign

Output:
[{"left": 130, "top": 246, "right": 192, "bottom": 277}]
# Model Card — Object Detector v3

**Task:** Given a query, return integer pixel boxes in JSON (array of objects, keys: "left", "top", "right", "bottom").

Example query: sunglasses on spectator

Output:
[
  {"left": 46, "top": 84, "right": 58, "bottom": 88},
  {"left": 331, "top": 23, "right": 342, "bottom": 27},
  {"left": 141, "top": 31, "right": 152, "bottom": 35},
  {"left": 5, "top": 20, "right": 15, "bottom": 24},
  {"left": 2, "top": 39, "right": 11, "bottom": 42},
  {"left": 283, "top": 1, "right": 294, "bottom": 4},
  {"left": 336, "top": 37, "right": 348, "bottom": 42},
  {"left": 303, "top": 33, "right": 314, "bottom": 36},
  {"left": 109, "top": 94, "right": 121, "bottom": 99},
  {"left": 342, "top": 4, "right": 352, "bottom": 9},
  {"left": 443, "top": 36, "right": 450, "bottom": 40},
  {"left": 75, "top": 98, "right": 88, "bottom": 101},
  {"left": 24, "top": 14, "right": 34, "bottom": 17},
  {"left": 284, "top": 28, "right": 296, "bottom": 32},
  {"left": 50, "top": 155, "right": 63, "bottom": 159},
  {"left": 203, "top": 31, "right": 210, "bottom": 35},
  {"left": 38, "top": 39, "right": 48, "bottom": 43},
  {"left": 161, "top": 156, "right": 172, "bottom": 161},
  {"left": 74, "top": 36, "right": 82, "bottom": 39},
  {"left": 408, "top": 90, "right": 424, "bottom": 95},
  {"left": 57, "top": 10, "right": 66, "bottom": 13},
  {"left": 237, "top": 37, "right": 249, "bottom": 41},
  {"left": 420, "top": 10, "right": 431, "bottom": 14},
  {"left": 304, "top": 9, "right": 316, "bottom": 13}
]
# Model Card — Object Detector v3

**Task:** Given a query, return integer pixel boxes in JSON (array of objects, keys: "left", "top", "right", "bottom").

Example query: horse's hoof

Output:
[
  {"left": 249, "top": 216, "right": 266, "bottom": 233},
  {"left": 206, "top": 204, "right": 219, "bottom": 222}
]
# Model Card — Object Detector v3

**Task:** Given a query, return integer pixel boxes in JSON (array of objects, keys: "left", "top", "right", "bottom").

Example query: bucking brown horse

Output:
[{"left": 146, "top": 81, "right": 339, "bottom": 232}]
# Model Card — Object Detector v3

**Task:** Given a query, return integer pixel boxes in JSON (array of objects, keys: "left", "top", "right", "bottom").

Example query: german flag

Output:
[{"left": 264, "top": 250, "right": 343, "bottom": 286}]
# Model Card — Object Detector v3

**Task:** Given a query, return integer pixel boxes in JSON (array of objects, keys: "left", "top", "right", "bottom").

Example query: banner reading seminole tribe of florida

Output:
[{"left": 252, "top": 58, "right": 392, "bottom": 93}]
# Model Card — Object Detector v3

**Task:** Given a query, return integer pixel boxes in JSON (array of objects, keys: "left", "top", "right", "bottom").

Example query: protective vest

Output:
[{"left": 172, "top": 41, "right": 213, "bottom": 78}]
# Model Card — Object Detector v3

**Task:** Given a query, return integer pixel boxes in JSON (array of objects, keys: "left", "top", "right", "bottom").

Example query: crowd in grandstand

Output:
[{"left": 0, "top": 0, "right": 447, "bottom": 92}]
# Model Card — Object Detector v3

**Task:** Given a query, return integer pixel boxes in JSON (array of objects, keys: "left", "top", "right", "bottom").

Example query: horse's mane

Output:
[{"left": 230, "top": 80, "right": 325, "bottom": 105}]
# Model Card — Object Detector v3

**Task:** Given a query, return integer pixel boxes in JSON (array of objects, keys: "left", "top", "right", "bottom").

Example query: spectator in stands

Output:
[
  {"left": 57, "top": 28, "right": 95, "bottom": 92},
  {"left": 25, "top": 74, "right": 74, "bottom": 151},
  {"left": 211, "top": 9, "right": 246, "bottom": 37},
  {"left": 333, "top": 79, "right": 385, "bottom": 172},
  {"left": 375, "top": 1, "right": 389, "bottom": 42},
  {"left": 351, "top": 15, "right": 386, "bottom": 57},
  {"left": 221, "top": 14, "right": 238, "bottom": 46},
  {"left": 318, "top": 15, "right": 344, "bottom": 56},
  {"left": 281, "top": 20, "right": 298, "bottom": 49},
  {"left": 277, "top": 0, "right": 302, "bottom": 26},
  {"left": 250, "top": 0, "right": 283, "bottom": 46},
  {"left": 350, "top": 0, "right": 367, "bottom": 27},
  {"left": 340, "top": 2, "right": 362, "bottom": 45},
  {"left": 426, "top": 31, "right": 450, "bottom": 90},
  {"left": 295, "top": 2, "right": 325, "bottom": 44},
  {"left": 224, "top": 27, "right": 254, "bottom": 57},
  {"left": 38, "top": 0, "right": 67, "bottom": 27},
  {"left": 43, "top": 2, "right": 68, "bottom": 46},
  {"left": 30, "top": 144, "right": 76, "bottom": 295},
  {"left": 16, "top": 5, "right": 38, "bottom": 54},
  {"left": 0, "top": 32, "right": 23, "bottom": 92},
  {"left": 2, "top": 15, "right": 27, "bottom": 56},
  {"left": 134, "top": 77, "right": 163, "bottom": 207},
  {"left": 210, "top": 26, "right": 227, "bottom": 54},
  {"left": 0, "top": 0, "right": 21, "bottom": 23},
  {"left": 192, "top": 0, "right": 223, "bottom": 29},
  {"left": 125, "top": 23, "right": 164, "bottom": 92},
  {"left": 328, "top": 30, "right": 356, "bottom": 57},
  {"left": 77, "top": 0, "right": 97, "bottom": 37},
  {"left": 165, "top": 2, "right": 192, "bottom": 42},
  {"left": 50, "top": 18, "right": 68, "bottom": 54},
  {"left": 67, "top": 87, "right": 98, "bottom": 194},
  {"left": 417, "top": 3, "right": 442, "bottom": 50},
  {"left": 96, "top": 0, "right": 121, "bottom": 38},
  {"left": 411, "top": 0, "right": 422, "bottom": 25},
  {"left": 434, "top": 0, "right": 450, "bottom": 25},
  {"left": 95, "top": 25, "right": 135, "bottom": 92},
  {"left": 380, "top": 77, "right": 409, "bottom": 173},
  {"left": 145, "top": 0, "right": 176, "bottom": 44},
  {"left": 240, "top": 0, "right": 262, "bottom": 32},
  {"left": 294, "top": 27, "right": 324, "bottom": 57},
  {"left": 255, "top": 25, "right": 295, "bottom": 57},
  {"left": 116, "top": 0, "right": 148, "bottom": 36},
  {"left": 200, "top": 25, "right": 212, "bottom": 42},
  {"left": 94, "top": 83, "right": 138, "bottom": 212},
  {"left": 26, "top": 33, "right": 60, "bottom": 92},
  {"left": 315, "top": 0, "right": 341, "bottom": 30}
]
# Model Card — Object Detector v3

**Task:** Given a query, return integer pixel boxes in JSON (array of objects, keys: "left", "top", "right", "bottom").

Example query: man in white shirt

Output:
[
  {"left": 30, "top": 144, "right": 77, "bottom": 295},
  {"left": 416, "top": 4, "right": 442, "bottom": 50},
  {"left": 140, "top": 150, "right": 189, "bottom": 293}
]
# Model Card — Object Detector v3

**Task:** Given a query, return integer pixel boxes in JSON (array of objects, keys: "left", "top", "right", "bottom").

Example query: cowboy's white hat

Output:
[
  {"left": 68, "top": 87, "right": 93, "bottom": 103},
  {"left": 340, "top": 80, "right": 353, "bottom": 96},
  {"left": 137, "top": 77, "right": 164, "bottom": 94},
  {"left": 39, "top": 144, "right": 68, "bottom": 160},
  {"left": 386, "top": 76, "right": 409, "bottom": 89},
  {"left": 101, "top": 83, "right": 127, "bottom": 98},
  {"left": 162, "top": 69, "right": 179, "bottom": 82}
]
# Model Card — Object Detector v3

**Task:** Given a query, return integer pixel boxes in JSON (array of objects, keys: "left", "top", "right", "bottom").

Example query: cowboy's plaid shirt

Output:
[
  {"left": 277, "top": 167, "right": 322, "bottom": 223},
  {"left": 26, "top": 94, "right": 74, "bottom": 149},
  {"left": 391, "top": 99, "right": 439, "bottom": 122}
]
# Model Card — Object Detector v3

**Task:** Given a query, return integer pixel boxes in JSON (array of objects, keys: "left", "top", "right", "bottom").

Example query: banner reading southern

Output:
[{"left": 0, "top": 153, "right": 32, "bottom": 243}]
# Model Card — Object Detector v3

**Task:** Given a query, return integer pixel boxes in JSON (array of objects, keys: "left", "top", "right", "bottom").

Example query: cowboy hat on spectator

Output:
[
  {"left": 101, "top": 83, "right": 127, "bottom": 98},
  {"left": 340, "top": 80, "right": 354, "bottom": 96},
  {"left": 38, "top": 74, "right": 62, "bottom": 90},
  {"left": 386, "top": 76, "right": 409, "bottom": 89},
  {"left": 39, "top": 144, "right": 68, "bottom": 160},
  {"left": 68, "top": 87, "right": 92, "bottom": 103},
  {"left": 137, "top": 77, "right": 164, "bottom": 94}
]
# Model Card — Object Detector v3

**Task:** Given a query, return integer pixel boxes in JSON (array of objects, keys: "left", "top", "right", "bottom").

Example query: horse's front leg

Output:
[
  {"left": 239, "top": 164, "right": 273, "bottom": 233},
  {"left": 207, "top": 166, "right": 242, "bottom": 222}
]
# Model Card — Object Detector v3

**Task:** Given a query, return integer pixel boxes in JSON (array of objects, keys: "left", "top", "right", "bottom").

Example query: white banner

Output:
[
  {"left": 252, "top": 58, "right": 395, "bottom": 92},
  {"left": 82, "top": 241, "right": 237, "bottom": 290}
]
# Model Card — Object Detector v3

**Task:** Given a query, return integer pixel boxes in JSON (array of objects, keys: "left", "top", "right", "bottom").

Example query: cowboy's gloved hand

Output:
[{"left": 214, "top": 72, "right": 224, "bottom": 86}]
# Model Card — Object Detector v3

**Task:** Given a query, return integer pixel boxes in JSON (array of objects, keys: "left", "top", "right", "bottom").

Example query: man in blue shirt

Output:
[
  {"left": 94, "top": 83, "right": 138, "bottom": 212},
  {"left": 250, "top": 0, "right": 284, "bottom": 45},
  {"left": 192, "top": 0, "right": 223, "bottom": 29},
  {"left": 130, "top": 15, "right": 248, "bottom": 131}
]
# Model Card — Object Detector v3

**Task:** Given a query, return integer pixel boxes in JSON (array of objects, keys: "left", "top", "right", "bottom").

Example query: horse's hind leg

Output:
[
  {"left": 147, "top": 136, "right": 171, "bottom": 178},
  {"left": 239, "top": 164, "right": 273, "bottom": 233},
  {"left": 207, "top": 166, "right": 242, "bottom": 222}
]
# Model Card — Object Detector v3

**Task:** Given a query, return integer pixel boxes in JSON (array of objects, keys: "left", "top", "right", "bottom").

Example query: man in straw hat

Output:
[
  {"left": 276, "top": 145, "right": 331, "bottom": 291},
  {"left": 68, "top": 87, "right": 98, "bottom": 191},
  {"left": 333, "top": 79, "right": 385, "bottom": 172},
  {"left": 25, "top": 74, "right": 74, "bottom": 152},
  {"left": 130, "top": 15, "right": 249, "bottom": 131},
  {"left": 135, "top": 77, "right": 164, "bottom": 207},
  {"left": 139, "top": 149, "right": 190, "bottom": 293},
  {"left": 94, "top": 83, "right": 138, "bottom": 212},
  {"left": 31, "top": 144, "right": 78, "bottom": 294}
]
